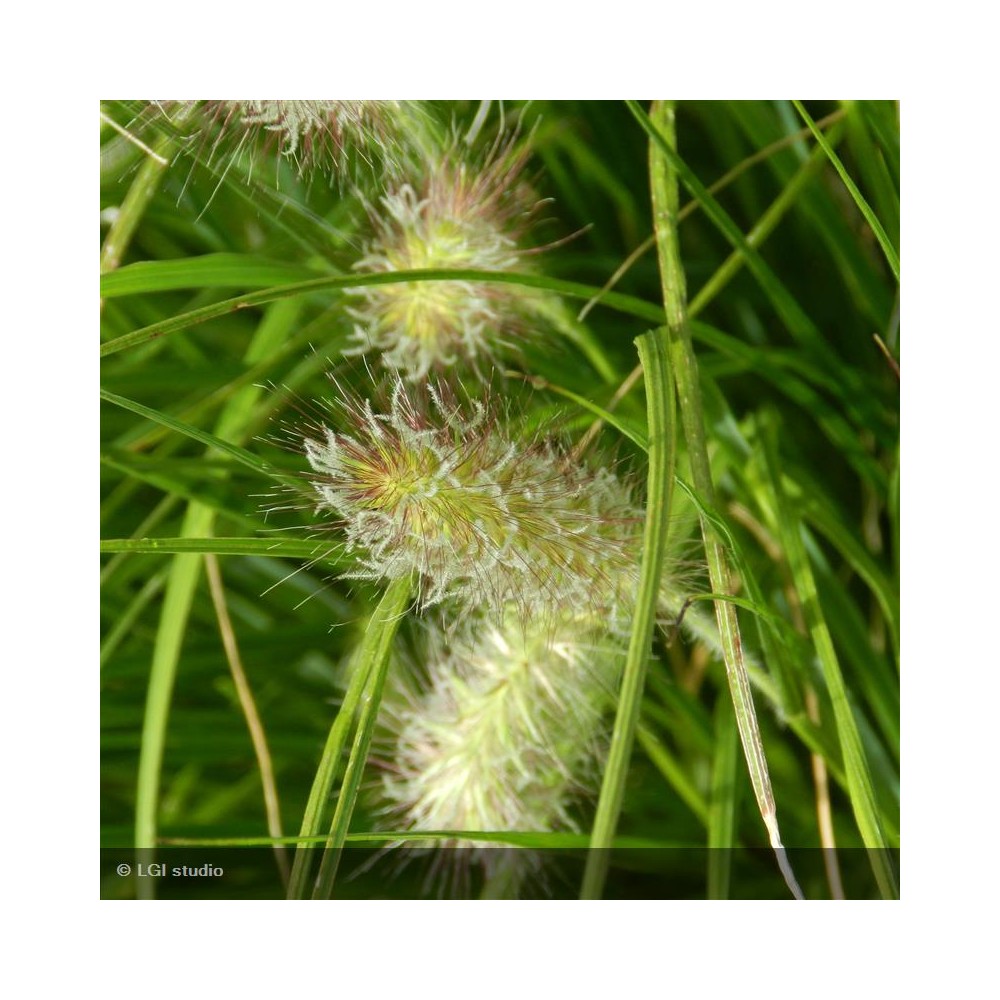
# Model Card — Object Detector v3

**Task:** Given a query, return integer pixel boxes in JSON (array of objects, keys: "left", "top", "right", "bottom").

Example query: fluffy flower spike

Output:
[
  {"left": 378, "top": 609, "right": 622, "bottom": 885},
  {"left": 348, "top": 131, "right": 545, "bottom": 380},
  {"left": 301, "top": 378, "right": 641, "bottom": 625},
  {"left": 182, "top": 100, "right": 430, "bottom": 183}
]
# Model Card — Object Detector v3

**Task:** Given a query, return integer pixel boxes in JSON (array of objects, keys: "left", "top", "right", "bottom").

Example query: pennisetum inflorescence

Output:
[
  {"left": 299, "top": 377, "right": 642, "bottom": 624},
  {"left": 377, "top": 608, "right": 625, "bottom": 885},
  {"left": 241, "top": 104, "right": 714, "bottom": 892},
  {"left": 102, "top": 98, "right": 896, "bottom": 902},
  {"left": 249, "top": 107, "right": 720, "bottom": 892},
  {"left": 288, "top": 369, "right": 714, "bottom": 891},
  {"left": 346, "top": 131, "right": 547, "bottom": 380},
  {"left": 149, "top": 99, "right": 435, "bottom": 188}
]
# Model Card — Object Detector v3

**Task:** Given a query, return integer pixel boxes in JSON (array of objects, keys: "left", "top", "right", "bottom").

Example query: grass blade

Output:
[
  {"left": 100, "top": 536, "right": 344, "bottom": 566},
  {"left": 100, "top": 125, "right": 176, "bottom": 274},
  {"left": 134, "top": 502, "right": 214, "bottom": 894},
  {"left": 101, "top": 254, "right": 329, "bottom": 297},
  {"left": 299, "top": 577, "right": 411, "bottom": 898},
  {"left": 99, "top": 388, "right": 292, "bottom": 486},
  {"left": 204, "top": 552, "right": 289, "bottom": 887},
  {"left": 627, "top": 100, "right": 842, "bottom": 372},
  {"left": 580, "top": 328, "right": 675, "bottom": 898},
  {"left": 99, "top": 268, "right": 665, "bottom": 357},
  {"left": 638, "top": 99, "right": 802, "bottom": 899},
  {"left": 707, "top": 694, "right": 739, "bottom": 899},
  {"left": 792, "top": 101, "right": 900, "bottom": 281},
  {"left": 758, "top": 411, "right": 897, "bottom": 897}
]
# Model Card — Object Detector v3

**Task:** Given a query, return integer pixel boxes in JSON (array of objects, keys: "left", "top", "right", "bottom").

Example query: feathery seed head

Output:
[
  {"left": 302, "top": 379, "right": 641, "bottom": 623},
  {"left": 179, "top": 99, "right": 429, "bottom": 183},
  {"left": 347, "top": 135, "right": 544, "bottom": 380},
  {"left": 378, "top": 610, "right": 621, "bottom": 879}
]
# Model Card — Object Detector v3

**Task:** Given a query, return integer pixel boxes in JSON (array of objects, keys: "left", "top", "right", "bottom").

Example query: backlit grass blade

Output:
[{"left": 292, "top": 576, "right": 411, "bottom": 899}]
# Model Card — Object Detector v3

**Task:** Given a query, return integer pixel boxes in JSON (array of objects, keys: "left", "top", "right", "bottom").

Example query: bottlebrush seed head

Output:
[
  {"left": 347, "top": 134, "right": 544, "bottom": 380},
  {"left": 301, "top": 378, "right": 641, "bottom": 624},
  {"left": 181, "top": 100, "right": 429, "bottom": 182},
  {"left": 378, "top": 610, "right": 622, "bottom": 879}
]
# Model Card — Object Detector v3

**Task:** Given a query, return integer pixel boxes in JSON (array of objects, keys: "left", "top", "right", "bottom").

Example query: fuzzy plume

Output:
[
  {"left": 170, "top": 99, "right": 430, "bottom": 183},
  {"left": 301, "top": 379, "right": 642, "bottom": 624},
  {"left": 347, "top": 133, "right": 544, "bottom": 380},
  {"left": 378, "top": 609, "right": 623, "bottom": 885}
]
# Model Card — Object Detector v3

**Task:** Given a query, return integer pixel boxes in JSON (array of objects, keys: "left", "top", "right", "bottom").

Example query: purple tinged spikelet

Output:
[
  {"left": 169, "top": 99, "right": 430, "bottom": 182},
  {"left": 302, "top": 379, "right": 642, "bottom": 624},
  {"left": 347, "top": 134, "right": 544, "bottom": 380}
]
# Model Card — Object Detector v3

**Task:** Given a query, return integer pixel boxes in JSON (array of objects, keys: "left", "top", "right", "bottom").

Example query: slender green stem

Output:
[
  {"left": 285, "top": 638, "right": 375, "bottom": 900},
  {"left": 205, "top": 552, "right": 289, "bottom": 887},
  {"left": 641, "top": 100, "right": 802, "bottom": 900},
  {"left": 312, "top": 577, "right": 411, "bottom": 897},
  {"left": 707, "top": 694, "right": 739, "bottom": 899},
  {"left": 289, "top": 577, "right": 411, "bottom": 899},
  {"left": 100, "top": 124, "right": 175, "bottom": 274},
  {"left": 581, "top": 328, "right": 675, "bottom": 899}
]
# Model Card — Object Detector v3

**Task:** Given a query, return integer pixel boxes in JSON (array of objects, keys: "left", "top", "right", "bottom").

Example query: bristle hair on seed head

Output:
[
  {"left": 300, "top": 377, "right": 642, "bottom": 626},
  {"left": 346, "top": 130, "right": 546, "bottom": 380}
]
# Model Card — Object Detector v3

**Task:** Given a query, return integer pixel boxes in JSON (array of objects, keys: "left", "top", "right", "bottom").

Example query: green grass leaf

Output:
[
  {"left": 581, "top": 327, "right": 675, "bottom": 899},
  {"left": 100, "top": 269, "right": 665, "bottom": 357},
  {"left": 792, "top": 101, "right": 900, "bottom": 281},
  {"left": 101, "top": 254, "right": 331, "bottom": 298}
]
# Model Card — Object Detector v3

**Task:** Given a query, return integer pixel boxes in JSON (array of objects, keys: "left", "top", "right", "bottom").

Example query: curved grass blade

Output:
[
  {"left": 792, "top": 101, "right": 899, "bottom": 281},
  {"left": 99, "top": 269, "right": 665, "bottom": 358},
  {"left": 99, "top": 388, "right": 294, "bottom": 487}
]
